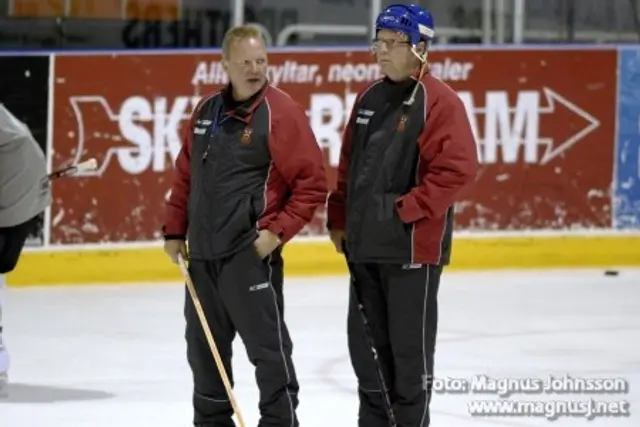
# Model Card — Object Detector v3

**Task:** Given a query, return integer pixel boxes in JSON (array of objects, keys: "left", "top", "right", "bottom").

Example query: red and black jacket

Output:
[
  {"left": 327, "top": 74, "right": 478, "bottom": 265},
  {"left": 163, "top": 83, "right": 328, "bottom": 260}
]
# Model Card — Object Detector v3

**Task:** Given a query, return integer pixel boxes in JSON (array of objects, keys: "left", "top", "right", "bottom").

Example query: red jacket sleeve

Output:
[
  {"left": 325, "top": 103, "right": 356, "bottom": 231},
  {"left": 395, "top": 93, "right": 478, "bottom": 223},
  {"left": 162, "top": 109, "right": 195, "bottom": 239},
  {"left": 266, "top": 104, "right": 328, "bottom": 243}
]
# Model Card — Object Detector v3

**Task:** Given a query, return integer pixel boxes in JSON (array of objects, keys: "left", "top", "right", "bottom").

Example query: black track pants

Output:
[
  {"left": 185, "top": 244, "right": 299, "bottom": 427},
  {"left": 347, "top": 262, "right": 443, "bottom": 427}
]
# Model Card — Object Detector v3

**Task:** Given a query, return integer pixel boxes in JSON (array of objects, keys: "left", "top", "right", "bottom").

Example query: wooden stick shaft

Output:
[{"left": 177, "top": 255, "right": 246, "bottom": 427}]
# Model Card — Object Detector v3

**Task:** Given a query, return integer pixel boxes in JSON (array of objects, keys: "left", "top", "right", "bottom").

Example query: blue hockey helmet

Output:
[{"left": 375, "top": 4, "right": 435, "bottom": 46}]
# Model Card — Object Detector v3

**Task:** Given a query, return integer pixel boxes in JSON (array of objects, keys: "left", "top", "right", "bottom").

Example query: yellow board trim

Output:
[{"left": 6, "top": 235, "right": 640, "bottom": 287}]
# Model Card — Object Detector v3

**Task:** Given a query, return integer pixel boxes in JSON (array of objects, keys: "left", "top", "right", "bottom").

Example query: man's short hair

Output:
[{"left": 222, "top": 24, "right": 266, "bottom": 58}]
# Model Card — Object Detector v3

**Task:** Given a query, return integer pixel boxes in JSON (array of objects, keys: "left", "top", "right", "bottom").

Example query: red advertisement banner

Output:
[{"left": 50, "top": 48, "right": 617, "bottom": 244}]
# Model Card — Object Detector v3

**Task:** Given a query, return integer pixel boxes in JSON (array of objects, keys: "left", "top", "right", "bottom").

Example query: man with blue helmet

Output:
[{"left": 327, "top": 4, "right": 478, "bottom": 426}]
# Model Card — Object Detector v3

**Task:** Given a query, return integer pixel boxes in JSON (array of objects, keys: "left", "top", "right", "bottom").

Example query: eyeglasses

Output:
[
  {"left": 371, "top": 38, "right": 411, "bottom": 50},
  {"left": 229, "top": 58, "right": 267, "bottom": 69}
]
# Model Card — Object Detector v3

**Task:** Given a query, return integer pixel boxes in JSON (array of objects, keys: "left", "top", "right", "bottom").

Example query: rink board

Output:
[
  {"left": 7, "top": 234, "right": 640, "bottom": 287},
  {"left": 3, "top": 46, "right": 640, "bottom": 286}
]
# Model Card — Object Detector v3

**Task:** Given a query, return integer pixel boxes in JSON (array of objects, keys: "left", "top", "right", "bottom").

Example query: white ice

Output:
[{"left": 0, "top": 269, "right": 639, "bottom": 427}]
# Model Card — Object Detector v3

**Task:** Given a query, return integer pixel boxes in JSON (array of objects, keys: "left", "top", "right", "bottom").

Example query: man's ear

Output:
[{"left": 221, "top": 59, "right": 229, "bottom": 73}]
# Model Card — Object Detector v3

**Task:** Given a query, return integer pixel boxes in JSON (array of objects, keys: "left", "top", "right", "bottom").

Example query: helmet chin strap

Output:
[
  {"left": 404, "top": 45, "right": 429, "bottom": 106},
  {"left": 410, "top": 45, "right": 428, "bottom": 63}
]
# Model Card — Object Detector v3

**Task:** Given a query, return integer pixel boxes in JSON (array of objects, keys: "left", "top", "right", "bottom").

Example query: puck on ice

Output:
[{"left": 604, "top": 270, "right": 619, "bottom": 276}]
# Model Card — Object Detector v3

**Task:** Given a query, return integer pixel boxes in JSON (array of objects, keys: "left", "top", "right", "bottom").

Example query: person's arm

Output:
[
  {"left": 264, "top": 104, "right": 328, "bottom": 244},
  {"left": 162, "top": 107, "right": 197, "bottom": 240},
  {"left": 396, "top": 94, "right": 478, "bottom": 223},
  {"left": 326, "top": 102, "right": 357, "bottom": 232}
]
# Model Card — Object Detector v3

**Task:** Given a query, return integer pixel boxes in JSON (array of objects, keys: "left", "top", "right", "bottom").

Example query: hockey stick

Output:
[
  {"left": 48, "top": 158, "right": 98, "bottom": 180},
  {"left": 346, "top": 259, "right": 398, "bottom": 427},
  {"left": 177, "top": 254, "right": 246, "bottom": 427}
]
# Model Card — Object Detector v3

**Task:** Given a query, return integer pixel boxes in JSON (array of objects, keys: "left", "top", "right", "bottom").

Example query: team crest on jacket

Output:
[{"left": 240, "top": 126, "right": 253, "bottom": 144}]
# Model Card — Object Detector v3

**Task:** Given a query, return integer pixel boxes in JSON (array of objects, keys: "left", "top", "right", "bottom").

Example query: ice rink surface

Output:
[{"left": 1, "top": 268, "right": 639, "bottom": 426}]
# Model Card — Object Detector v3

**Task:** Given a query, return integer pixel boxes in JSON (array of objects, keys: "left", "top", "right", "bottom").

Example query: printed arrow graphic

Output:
[
  {"left": 67, "top": 96, "right": 126, "bottom": 177},
  {"left": 537, "top": 87, "right": 600, "bottom": 165}
]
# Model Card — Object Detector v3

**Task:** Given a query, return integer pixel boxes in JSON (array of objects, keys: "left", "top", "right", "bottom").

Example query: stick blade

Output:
[{"left": 76, "top": 157, "right": 98, "bottom": 173}]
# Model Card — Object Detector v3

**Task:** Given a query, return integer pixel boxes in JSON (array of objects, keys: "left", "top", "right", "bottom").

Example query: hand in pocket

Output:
[{"left": 253, "top": 229, "right": 280, "bottom": 259}]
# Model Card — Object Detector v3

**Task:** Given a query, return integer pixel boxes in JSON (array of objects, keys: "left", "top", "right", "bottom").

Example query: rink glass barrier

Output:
[{"left": 4, "top": 45, "right": 640, "bottom": 286}]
